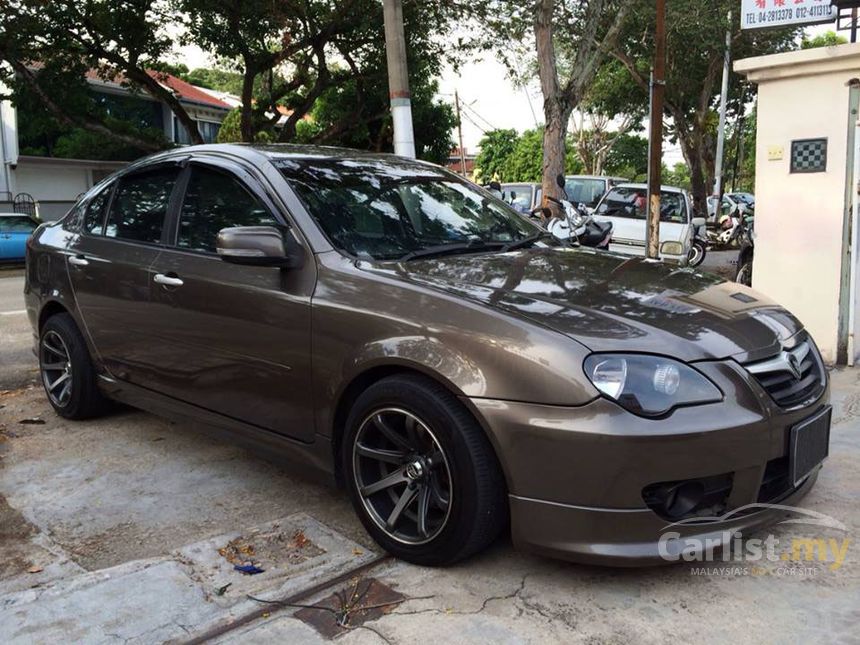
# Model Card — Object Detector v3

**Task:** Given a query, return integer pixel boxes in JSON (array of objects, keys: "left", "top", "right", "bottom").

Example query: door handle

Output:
[
  {"left": 154, "top": 273, "right": 184, "bottom": 287},
  {"left": 68, "top": 255, "right": 89, "bottom": 267}
]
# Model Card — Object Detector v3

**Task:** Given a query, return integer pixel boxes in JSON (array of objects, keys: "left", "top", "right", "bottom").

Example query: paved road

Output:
[{"left": 0, "top": 271, "right": 35, "bottom": 391}]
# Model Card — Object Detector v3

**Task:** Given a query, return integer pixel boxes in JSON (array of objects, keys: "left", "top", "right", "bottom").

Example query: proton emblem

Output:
[{"left": 786, "top": 352, "right": 802, "bottom": 380}]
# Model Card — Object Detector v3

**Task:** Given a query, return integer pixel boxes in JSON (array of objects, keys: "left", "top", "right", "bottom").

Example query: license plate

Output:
[{"left": 790, "top": 406, "right": 832, "bottom": 487}]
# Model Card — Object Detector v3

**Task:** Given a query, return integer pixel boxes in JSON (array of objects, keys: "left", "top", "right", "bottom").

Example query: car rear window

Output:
[
  {"left": 596, "top": 187, "right": 688, "bottom": 224},
  {"left": 564, "top": 178, "right": 606, "bottom": 207},
  {"left": 0, "top": 216, "right": 37, "bottom": 232},
  {"left": 105, "top": 167, "right": 178, "bottom": 244}
]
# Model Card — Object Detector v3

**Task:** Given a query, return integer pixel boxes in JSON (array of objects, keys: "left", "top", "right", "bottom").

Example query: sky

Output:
[{"left": 173, "top": 20, "right": 840, "bottom": 165}]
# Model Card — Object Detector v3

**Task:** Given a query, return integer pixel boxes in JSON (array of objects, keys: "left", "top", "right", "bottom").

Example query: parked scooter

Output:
[{"left": 531, "top": 175, "right": 613, "bottom": 249}]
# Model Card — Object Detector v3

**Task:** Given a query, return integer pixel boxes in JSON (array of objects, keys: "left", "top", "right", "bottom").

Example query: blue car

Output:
[{"left": 0, "top": 213, "right": 38, "bottom": 262}]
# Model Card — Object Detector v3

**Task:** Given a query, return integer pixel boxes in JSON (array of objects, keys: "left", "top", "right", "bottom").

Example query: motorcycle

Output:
[
  {"left": 530, "top": 175, "right": 613, "bottom": 249},
  {"left": 734, "top": 213, "right": 755, "bottom": 286},
  {"left": 688, "top": 216, "right": 708, "bottom": 268}
]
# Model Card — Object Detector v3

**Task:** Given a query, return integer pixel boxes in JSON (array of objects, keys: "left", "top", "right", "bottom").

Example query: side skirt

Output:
[{"left": 97, "top": 375, "right": 337, "bottom": 488}]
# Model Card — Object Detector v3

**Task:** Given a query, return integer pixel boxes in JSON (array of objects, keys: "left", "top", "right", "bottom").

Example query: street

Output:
[{"left": 0, "top": 267, "right": 858, "bottom": 644}]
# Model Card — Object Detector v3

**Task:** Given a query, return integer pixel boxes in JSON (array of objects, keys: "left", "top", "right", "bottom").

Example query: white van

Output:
[{"left": 592, "top": 183, "right": 704, "bottom": 264}]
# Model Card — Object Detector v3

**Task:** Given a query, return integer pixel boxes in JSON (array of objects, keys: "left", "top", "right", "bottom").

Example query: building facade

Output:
[
  {"left": 736, "top": 43, "right": 860, "bottom": 365},
  {"left": 0, "top": 71, "right": 231, "bottom": 220}
]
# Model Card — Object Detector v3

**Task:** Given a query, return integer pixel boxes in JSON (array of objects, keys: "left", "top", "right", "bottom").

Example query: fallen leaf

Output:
[
  {"left": 18, "top": 418, "right": 45, "bottom": 425},
  {"left": 27, "top": 566, "right": 43, "bottom": 574},
  {"left": 352, "top": 548, "right": 363, "bottom": 556},
  {"left": 215, "top": 583, "right": 232, "bottom": 596}
]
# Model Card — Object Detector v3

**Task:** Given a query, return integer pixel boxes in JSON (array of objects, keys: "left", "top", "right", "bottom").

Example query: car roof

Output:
[
  {"left": 611, "top": 182, "right": 686, "bottom": 194},
  {"left": 113, "top": 143, "right": 444, "bottom": 182}
]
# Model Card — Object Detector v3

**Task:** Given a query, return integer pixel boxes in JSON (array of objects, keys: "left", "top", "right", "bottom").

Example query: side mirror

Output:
[
  {"left": 216, "top": 225, "right": 303, "bottom": 268},
  {"left": 555, "top": 174, "right": 565, "bottom": 188},
  {"left": 691, "top": 217, "right": 706, "bottom": 227}
]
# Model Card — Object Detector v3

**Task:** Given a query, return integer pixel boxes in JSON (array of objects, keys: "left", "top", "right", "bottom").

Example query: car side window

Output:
[
  {"left": 83, "top": 184, "right": 112, "bottom": 235},
  {"left": 176, "top": 166, "right": 278, "bottom": 253},
  {"left": 105, "top": 167, "right": 178, "bottom": 244}
]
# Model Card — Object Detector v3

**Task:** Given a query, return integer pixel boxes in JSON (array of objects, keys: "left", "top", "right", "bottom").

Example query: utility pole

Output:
[
  {"left": 454, "top": 90, "right": 467, "bottom": 176},
  {"left": 382, "top": 0, "right": 416, "bottom": 158},
  {"left": 646, "top": 0, "right": 667, "bottom": 259},
  {"left": 713, "top": 11, "right": 732, "bottom": 205}
]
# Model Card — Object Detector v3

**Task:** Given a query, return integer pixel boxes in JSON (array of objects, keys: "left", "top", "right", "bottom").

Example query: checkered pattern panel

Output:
[{"left": 790, "top": 138, "right": 827, "bottom": 173}]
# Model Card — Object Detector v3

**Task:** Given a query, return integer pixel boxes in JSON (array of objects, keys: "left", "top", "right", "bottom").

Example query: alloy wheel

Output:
[
  {"left": 40, "top": 330, "right": 73, "bottom": 407},
  {"left": 352, "top": 408, "right": 453, "bottom": 545}
]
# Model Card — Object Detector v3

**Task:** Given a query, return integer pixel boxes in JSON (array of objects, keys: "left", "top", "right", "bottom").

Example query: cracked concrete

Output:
[{"left": 1, "top": 269, "right": 859, "bottom": 643}]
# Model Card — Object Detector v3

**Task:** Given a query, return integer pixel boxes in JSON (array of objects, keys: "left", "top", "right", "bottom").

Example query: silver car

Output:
[{"left": 593, "top": 183, "right": 706, "bottom": 264}]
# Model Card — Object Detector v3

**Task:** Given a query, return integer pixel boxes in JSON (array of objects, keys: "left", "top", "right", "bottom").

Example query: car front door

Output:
[
  {"left": 143, "top": 159, "right": 316, "bottom": 441},
  {"left": 66, "top": 165, "right": 182, "bottom": 382}
]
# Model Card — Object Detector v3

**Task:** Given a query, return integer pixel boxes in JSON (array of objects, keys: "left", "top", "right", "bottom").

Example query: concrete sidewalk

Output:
[{"left": 0, "top": 365, "right": 858, "bottom": 643}]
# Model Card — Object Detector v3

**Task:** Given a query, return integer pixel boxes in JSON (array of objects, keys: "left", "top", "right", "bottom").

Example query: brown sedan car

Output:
[{"left": 24, "top": 144, "right": 831, "bottom": 566}]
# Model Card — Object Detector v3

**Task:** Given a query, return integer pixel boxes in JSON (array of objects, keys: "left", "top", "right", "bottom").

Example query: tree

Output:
[
  {"left": 0, "top": 0, "right": 203, "bottom": 148},
  {"left": 801, "top": 31, "right": 847, "bottom": 49},
  {"left": 569, "top": 111, "right": 638, "bottom": 176},
  {"left": 606, "top": 2, "right": 797, "bottom": 214},
  {"left": 604, "top": 133, "right": 649, "bottom": 179},
  {"left": 470, "top": 1, "right": 630, "bottom": 209},
  {"left": 474, "top": 129, "right": 519, "bottom": 183},
  {"left": 176, "top": 0, "right": 460, "bottom": 147}
]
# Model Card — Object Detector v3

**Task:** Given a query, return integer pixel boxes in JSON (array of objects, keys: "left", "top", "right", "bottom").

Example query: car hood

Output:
[{"left": 368, "top": 248, "right": 802, "bottom": 363}]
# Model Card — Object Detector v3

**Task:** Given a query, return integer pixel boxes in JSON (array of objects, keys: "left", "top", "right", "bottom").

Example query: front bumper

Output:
[{"left": 470, "top": 359, "right": 830, "bottom": 565}]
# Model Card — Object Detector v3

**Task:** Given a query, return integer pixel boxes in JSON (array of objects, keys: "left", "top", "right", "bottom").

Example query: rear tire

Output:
[
  {"left": 343, "top": 374, "right": 507, "bottom": 566},
  {"left": 39, "top": 313, "right": 109, "bottom": 420}
]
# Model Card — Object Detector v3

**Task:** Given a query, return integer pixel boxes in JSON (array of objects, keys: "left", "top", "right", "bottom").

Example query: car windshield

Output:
[
  {"left": 502, "top": 185, "right": 533, "bottom": 213},
  {"left": 280, "top": 159, "right": 541, "bottom": 261},
  {"left": 564, "top": 178, "right": 606, "bottom": 208},
  {"left": 595, "top": 187, "right": 688, "bottom": 224},
  {"left": 0, "top": 216, "right": 37, "bottom": 232}
]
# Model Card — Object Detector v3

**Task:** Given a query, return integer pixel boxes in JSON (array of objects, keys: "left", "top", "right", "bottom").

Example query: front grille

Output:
[{"left": 744, "top": 339, "right": 825, "bottom": 408}]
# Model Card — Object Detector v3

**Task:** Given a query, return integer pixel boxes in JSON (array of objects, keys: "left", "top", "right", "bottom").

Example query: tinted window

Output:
[
  {"left": 0, "top": 216, "right": 37, "bottom": 233},
  {"left": 106, "top": 167, "right": 177, "bottom": 243},
  {"left": 83, "top": 185, "right": 112, "bottom": 235},
  {"left": 596, "top": 187, "right": 688, "bottom": 224},
  {"left": 177, "top": 166, "right": 278, "bottom": 253},
  {"left": 282, "top": 159, "right": 538, "bottom": 261}
]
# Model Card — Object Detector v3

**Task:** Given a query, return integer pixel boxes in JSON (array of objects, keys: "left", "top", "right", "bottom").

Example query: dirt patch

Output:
[
  {"left": 0, "top": 493, "right": 39, "bottom": 579},
  {"left": 294, "top": 577, "right": 406, "bottom": 638},
  {"left": 218, "top": 527, "right": 325, "bottom": 572}
]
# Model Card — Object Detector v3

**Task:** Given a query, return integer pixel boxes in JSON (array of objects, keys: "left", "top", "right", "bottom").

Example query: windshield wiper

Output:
[
  {"left": 399, "top": 239, "right": 504, "bottom": 262},
  {"left": 500, "top": 231, "right": 554, "bottom": 252}
]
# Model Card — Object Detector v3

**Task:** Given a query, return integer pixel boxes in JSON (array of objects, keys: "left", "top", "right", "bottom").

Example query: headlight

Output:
[
  {"left": 660, "top": 241, "right": 684, "bottom": 256},
  {"left": 584, "top": 354, "right": 722, "bottom": 417}
]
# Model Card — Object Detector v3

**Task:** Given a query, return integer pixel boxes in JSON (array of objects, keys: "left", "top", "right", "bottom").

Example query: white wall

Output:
[{"left": 742, "top": 49, "right": 860, "bottom": 364}]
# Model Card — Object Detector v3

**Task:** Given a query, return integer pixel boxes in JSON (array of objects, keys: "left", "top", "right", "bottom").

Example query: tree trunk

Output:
[
  {"left": 240, "top": 58, "right": 256, "bottom": 143},
  {"left": 534, "top": 0, "right": 569, "bottom": 213}
]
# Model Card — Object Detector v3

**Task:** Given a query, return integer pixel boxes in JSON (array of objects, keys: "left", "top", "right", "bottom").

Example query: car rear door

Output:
[
  {"left": 66, "top": 164, "right": 182, "bottom": 382},
  {"left": 142, "top": 157, "right": 316, "bottom": 441}
]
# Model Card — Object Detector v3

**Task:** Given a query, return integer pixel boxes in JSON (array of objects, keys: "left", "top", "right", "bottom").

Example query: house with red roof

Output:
[{"left": 0, "top": 70, "right": 232, "bottom": 220}]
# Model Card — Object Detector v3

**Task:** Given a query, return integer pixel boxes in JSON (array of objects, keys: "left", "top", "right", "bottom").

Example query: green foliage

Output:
[
  {"left": 663, "top": 162, "right": 692, "bottom": 191},
  {"left": 604, "top": 133, "right": 649, "bottom": 180},
  {"left": 801, "top": 31, "right": 847, "bottom": 50},
  {"left": 595, "top": 1, "right": 797, "bottom": 209},
  {"left": 474, "top": 129, "right": 519, "bottom": 183},
  {"left": 182, "top": 68, "right": 244, "bottom": 94},
  {"left": 474, "top": 128, "right": 583, "bottom": 182}
]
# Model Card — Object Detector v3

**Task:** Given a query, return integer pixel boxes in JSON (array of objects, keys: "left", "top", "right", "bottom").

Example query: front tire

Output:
[
  {"left": 343, "top": 374, "right": 507, "bottom": 566},
  {"left": 688, "top": 240, "right": 707, "bottom": 267},
  {"left": 39, "top": 313, "right": 109, "bottom": 420}
]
